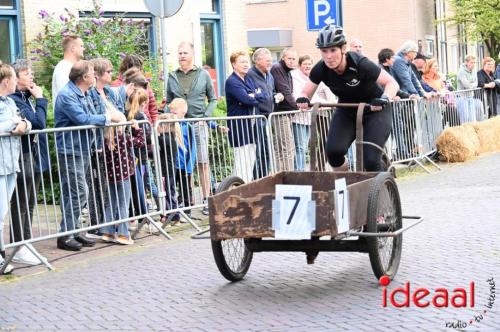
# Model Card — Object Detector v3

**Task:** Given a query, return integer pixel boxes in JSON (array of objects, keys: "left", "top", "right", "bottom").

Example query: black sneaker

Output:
[
  {"left": 74, "top": 234, "right": 96, "bottom": 247},
  {"left": 57, "top": 236, "right": 82, "bottom": 251}
]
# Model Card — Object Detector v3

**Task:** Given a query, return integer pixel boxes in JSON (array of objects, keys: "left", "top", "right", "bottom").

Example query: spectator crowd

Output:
[{"left": 1, "top": 31, "right": 500, "bottom": 274}]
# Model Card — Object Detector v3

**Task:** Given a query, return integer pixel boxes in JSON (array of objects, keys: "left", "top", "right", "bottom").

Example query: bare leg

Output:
[{"left": 198, "top": 162, "right": 211, "bottom": 199}]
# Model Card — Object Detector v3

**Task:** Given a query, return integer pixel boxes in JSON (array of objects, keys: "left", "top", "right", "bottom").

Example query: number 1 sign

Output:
[{"left": 272, "top": 185, "right": 316, "bottom": 239}]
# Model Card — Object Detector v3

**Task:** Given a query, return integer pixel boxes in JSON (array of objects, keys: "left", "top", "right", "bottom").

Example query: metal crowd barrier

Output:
[
  {"left": 389, "top": 88, "right": 488, "bottom": 171},
  {"left": 267, "top": 108, "right": 336, "bottom": 173},
  {"left": 149, "top": 115, "right": 267, "bottom": 234},
  {"left": 1, "top": 88, "right": 492, "bottom": 273},
  {"left": 0, "top": 120, "right": 167, "bottom": 272},
  {"left": 265, "top": 88, "right": 490, "bottom": 174}
]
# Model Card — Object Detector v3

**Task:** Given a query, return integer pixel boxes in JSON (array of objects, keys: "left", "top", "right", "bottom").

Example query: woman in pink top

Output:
[{"left": 291, "top": 55, "right": 336, "bottom": 171}]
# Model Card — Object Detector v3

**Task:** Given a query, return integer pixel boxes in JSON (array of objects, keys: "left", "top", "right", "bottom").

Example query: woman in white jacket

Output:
[{"left": 0, "top": 62, "right": 31, "bottom": 274}]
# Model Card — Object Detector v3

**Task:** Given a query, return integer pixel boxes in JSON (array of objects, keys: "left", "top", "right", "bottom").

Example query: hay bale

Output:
[
  {"left": 471, "top": 117, "right": 500, "bottom": 153},
  {"left": 436, "top": 125, "right": 480, "bottom": 162}
]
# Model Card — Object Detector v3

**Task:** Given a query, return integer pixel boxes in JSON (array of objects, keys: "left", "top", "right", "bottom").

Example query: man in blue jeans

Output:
[{"left": 55, "top": 60, "right": 125, "bottom": 251}]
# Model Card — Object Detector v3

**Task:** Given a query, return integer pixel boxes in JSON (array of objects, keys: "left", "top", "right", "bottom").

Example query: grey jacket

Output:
[
  {"left": 457, "top": 63, "right": 478, "bottom": 90},
  {"left": 0, "top": 96, "right": 32, "bottom": 175},
  {"left": 166, "top": 67, "right": 217, "bottom": 118}
]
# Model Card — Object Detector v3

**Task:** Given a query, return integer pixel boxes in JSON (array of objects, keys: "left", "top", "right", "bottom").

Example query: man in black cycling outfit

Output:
[{"left": 297, "top": 25, "right": 399, "bottom": 171}]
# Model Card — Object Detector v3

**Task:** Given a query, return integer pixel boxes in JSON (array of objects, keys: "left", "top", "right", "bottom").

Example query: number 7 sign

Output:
[
  {"left": 334, "top": 178, "right": 350, "bottom": 233},
  {"left": 272, "top": 185, "right": 316, "bottom": 239}
]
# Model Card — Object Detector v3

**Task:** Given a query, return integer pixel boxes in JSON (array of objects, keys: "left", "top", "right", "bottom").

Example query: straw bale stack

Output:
[
  {"left": 436, "top": 117, "right": 500, "bottom": 162},
  {"left": 470, "top": 117, "right": 500, "bottom": 154}
]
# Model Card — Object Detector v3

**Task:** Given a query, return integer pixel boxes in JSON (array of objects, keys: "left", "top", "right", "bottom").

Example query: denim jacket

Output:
[
  {"left": 393, "top": 53, "right": 425, "bottom": 96},
  {"left": 55, "top": 81, "right": 108, "bottom": 156},
  {"left": 88, "top": 86, "right": 122, "bottom": 150},
  {"left": 0, "top": 96, "right": 32, "bottom": 175}
]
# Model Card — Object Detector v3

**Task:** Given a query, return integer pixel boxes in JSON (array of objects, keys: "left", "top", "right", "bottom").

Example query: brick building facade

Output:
[{"left": 0, "top": 0, "right": 486, "bottom": 95}]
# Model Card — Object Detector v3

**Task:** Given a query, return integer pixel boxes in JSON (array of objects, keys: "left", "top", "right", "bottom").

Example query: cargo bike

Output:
[{"left": 204, "top": 103, "right": 423, "bottom": 282}]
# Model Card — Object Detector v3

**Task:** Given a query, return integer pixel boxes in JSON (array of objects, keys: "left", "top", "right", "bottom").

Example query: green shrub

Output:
[
  {"left": 30, "top": 0, "right": 162, "bottom": 102},
  {"left": 209, "top": 97, "right": 232, "bottom": 182}
]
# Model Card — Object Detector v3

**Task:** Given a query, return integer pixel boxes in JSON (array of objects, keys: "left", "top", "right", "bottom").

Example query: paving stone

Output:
[{"left": 1, "top": 155, "right": 500, "bottom": 330}]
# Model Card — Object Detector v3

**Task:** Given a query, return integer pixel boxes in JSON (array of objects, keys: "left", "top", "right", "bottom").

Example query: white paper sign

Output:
[
  {"left": 272, "top": 185, "right": 315, "bottom": 239},
  {"left": 334, "top": 178, "right": 350, "bottom": 233}
]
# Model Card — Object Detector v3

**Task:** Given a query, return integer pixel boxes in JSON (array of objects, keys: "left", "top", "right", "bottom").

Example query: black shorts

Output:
[{"left": 325, "top": 105, "right": 392, "bottom": 171}]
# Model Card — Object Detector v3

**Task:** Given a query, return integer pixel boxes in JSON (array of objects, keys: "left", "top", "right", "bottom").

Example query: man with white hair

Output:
[
  {"left": 392, "top": 40, "right": 431, "bottom": 98},
  {"left": 349, "top": 38, "right": 363, "bottom": 54},
  {"left": 246, "top": 48, "right": 283, "bottom": 178},
  {"left": 391, "top": 41, "right": 431, "bottom": 160}
]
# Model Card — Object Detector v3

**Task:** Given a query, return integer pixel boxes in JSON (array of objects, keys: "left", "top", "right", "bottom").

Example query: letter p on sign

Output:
[
  {"left": 314, "top": 0, "right": 331, "bottom": 26},
  {"left": 307, "top": 0, "right": 340, "bottom": 31}
]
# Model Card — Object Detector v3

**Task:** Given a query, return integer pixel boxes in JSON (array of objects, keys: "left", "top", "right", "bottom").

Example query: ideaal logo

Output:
[
  {"left": 379, "top": 276, "right": 475, "bottom": 308},
  {"left": 379, "top": 276, "right": 496, "bottom": 329}
]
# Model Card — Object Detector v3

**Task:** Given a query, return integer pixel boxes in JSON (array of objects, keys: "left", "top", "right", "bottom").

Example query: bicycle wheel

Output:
[
  {"left": 211, "top": 176, "right": 253, "bottom": 282},
  {"left": 366, "top": 173, "right": 403, "bottom": 280}
]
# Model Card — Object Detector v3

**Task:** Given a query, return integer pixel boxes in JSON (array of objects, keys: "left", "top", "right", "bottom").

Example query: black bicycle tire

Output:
[
  {"left": 211, "top": 176, "right": 253, "bottom": 282},
  {"left": 366, "top": 173, "right": 403, "bottom": 280}
]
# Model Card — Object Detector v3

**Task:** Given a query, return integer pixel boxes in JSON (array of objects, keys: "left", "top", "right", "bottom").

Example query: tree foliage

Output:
[
  {"left": 446, "top": 0, "right": 500, "bottom": 60},
  {"left": 29, "top": 0, "right": 162, "bottom": 100}
]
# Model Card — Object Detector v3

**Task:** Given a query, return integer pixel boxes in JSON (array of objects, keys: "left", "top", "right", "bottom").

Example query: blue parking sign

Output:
[{"left": 306, "top": 0, "right": 341, "bottom": 31}]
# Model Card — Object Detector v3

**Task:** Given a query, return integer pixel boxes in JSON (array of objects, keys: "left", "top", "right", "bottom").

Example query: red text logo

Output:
[{"left": 380, "top": 276, "right": 475, "bottom": 308}]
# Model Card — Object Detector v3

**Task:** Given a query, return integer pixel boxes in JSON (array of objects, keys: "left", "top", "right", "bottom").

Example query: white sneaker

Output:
[
  {"left": 12, "top": 246, "right": 44, "bottom": 266},
  {"left": 148, "top": 221, "right": 163, "bottom": 233},
  {"left": 0, "top": 257, "right": 14, "bottom": 274},
  {"left": 129, "top": 220, "right": 138, "bottom": 231}
]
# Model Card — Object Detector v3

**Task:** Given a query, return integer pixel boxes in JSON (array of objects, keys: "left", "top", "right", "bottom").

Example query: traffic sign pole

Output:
[
  {"left": 160, "top": 17, "right": 169, "bottom": 98},
  {"left": 160, "top": 2, "right": 168, "bottom": 98}
]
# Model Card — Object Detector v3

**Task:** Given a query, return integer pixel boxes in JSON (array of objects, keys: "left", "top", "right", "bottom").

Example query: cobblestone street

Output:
[{"left": 1, "top": 155, "right": 499, "bottom": 331}]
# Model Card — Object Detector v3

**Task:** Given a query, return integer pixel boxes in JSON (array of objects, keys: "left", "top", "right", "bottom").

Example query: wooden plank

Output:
[
  {"left": 209, "top": 191, "right": 336, "bottom": 240},
  {"left": 346, "top": 178, "right": 371, "bottom": 230},
  {"left": 209, "top": 171, "right": 376, "bottom": 240}
]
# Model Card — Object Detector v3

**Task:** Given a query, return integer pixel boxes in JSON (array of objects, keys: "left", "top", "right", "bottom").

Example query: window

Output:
[
  {"left": 425, "top": 38, "right": 434, "bottom": 57},
  {"left": 0, "top": 0, "right": 21, "bottom": 63},
  {"left": 0, "top": 0, "right": 14, "bottom": 9},
  {"left": 450, "top": 44, "right": 458, "bottom": 74},
  {"left": 200, "top": 0, "right": 224, "bottom": 95},
  {"left": 200, "top": 0, "right": 216, "bottom": 13},
  {"left": 0, "top": 19, "right": 13, "bottom": 62},
  {"left": 201, "top": 22, "right": 215, "bottom": 68}
]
